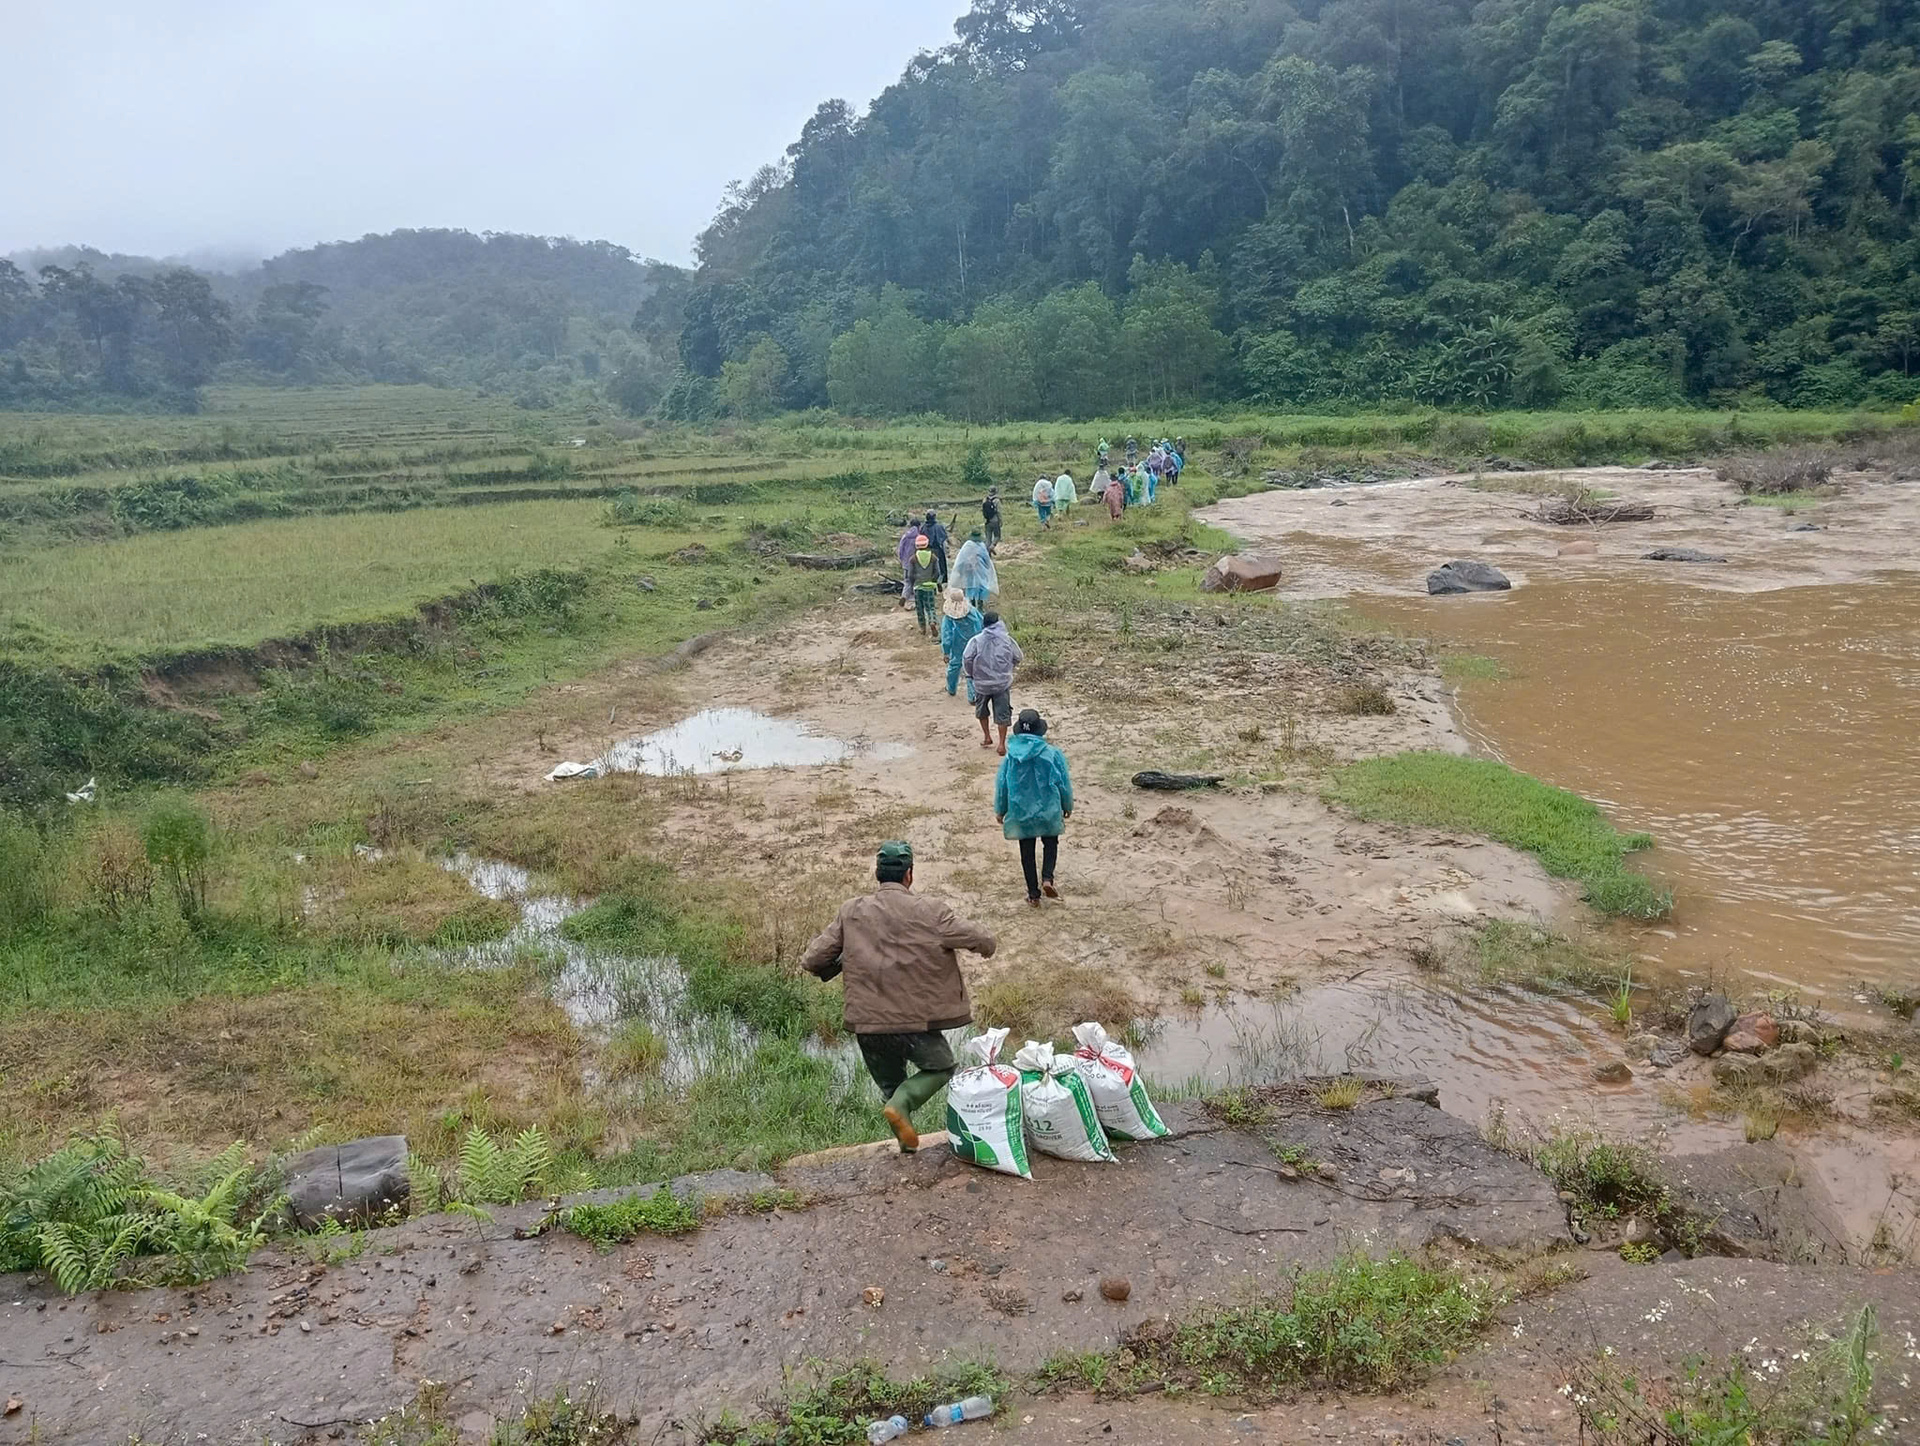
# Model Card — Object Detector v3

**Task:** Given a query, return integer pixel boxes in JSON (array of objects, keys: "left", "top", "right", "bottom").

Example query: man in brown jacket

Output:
[{"left": 802, "top": 841, "right": 997, "bottom": 1153}]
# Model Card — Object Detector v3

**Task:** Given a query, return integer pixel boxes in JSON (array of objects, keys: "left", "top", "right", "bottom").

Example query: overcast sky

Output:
[{"left": 2, "top": 0, "right": 969, "bottom": 267}]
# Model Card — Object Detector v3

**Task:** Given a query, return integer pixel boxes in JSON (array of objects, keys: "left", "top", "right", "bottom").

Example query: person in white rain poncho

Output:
[
  {"left": 951, "top": 529, "right": 998, "bottom": 607},
  {"left": 1053, "top": 471, "right": 1077, "bottom": 515}
]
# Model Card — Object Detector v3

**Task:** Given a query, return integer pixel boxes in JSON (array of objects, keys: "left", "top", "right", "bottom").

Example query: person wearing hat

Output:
[
  {"left": 940, "top": 587, "right": 985, "bottom": 701},
  {"left": 981, "top": 487, "right": 1001, "bottom": 554},
  {"left": 801, "top": 841, "right": 997, "bottom": 1153},
  {"left": 994, "top": 710, "right": 1074, "bottom": 906},
  {"left": 950, "top": 529, "right": 997, "bottom": 608},
  {"left": 908, "top": 532, "right": 943, "bottom": 639}
]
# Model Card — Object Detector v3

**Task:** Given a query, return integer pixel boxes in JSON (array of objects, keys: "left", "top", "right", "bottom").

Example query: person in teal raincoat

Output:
[
  {"left": 940, "top": 587, "right": 984, "bottom": 701},
  {"left": 993, "top": 708, "right": 1074, "bottom": 906}
]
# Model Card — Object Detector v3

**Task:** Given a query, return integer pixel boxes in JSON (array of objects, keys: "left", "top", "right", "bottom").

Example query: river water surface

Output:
[{"left": 1358, "top": 578, "right": 1920, "bottom": 1002}]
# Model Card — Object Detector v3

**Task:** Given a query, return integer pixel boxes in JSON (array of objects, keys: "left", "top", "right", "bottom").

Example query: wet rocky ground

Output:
[{"left": 5, "top": 1093, "right": 1916, "bottom": 1446}]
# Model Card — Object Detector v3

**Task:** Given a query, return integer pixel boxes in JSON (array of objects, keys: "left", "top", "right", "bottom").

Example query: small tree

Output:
[
  {"left": 142, "top": 797, "right": 213, "bottom": 920},
  {"left": 961, "top": 442, "right": 993, "bottom": 490}
]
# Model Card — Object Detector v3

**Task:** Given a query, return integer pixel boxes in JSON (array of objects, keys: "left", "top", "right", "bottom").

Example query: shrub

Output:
[
  {"left": 1715, "top": 446, "right": 1836, "bottom": 496},
  {"left": 1335, "top": 682, "right": 1397, "bottom": 716},
  {"left": 961, "top": 441, "right": 993, "bottom": 490},
  {"left": 410, "top": 1125, "right": 582, "bottom": 1216},
  {"left": 142, "top": 796, "right": 214, "bottom": 919},
  {"left": 603, "top": 491, "right": 696, "bottom": 529},
  {"left": 0, "top": 1136, "right": 279, "bottom": 1293}
]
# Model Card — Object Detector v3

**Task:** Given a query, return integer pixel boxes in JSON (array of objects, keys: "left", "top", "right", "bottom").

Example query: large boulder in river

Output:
[
  {"left": 284, "top": 1135, "right": 410, "bottom": 1229},
  {"left": 1642, "top": 547, "right": 1727, "bottom": 563},
  {"left": 1202, "top": 553, "right": 1283, "bottom": 593},
  {"left": 1688, "top": 994, "right": 1738, "bottom": 1055},
  {"left": 1427, "top": 560, "right": 1512, "bottom": 594}
]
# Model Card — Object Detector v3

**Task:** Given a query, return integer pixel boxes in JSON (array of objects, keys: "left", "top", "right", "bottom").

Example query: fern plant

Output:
[
  {"left": 0, "top": 1136, "right": 145, "bottom": 1276},
  {"left": 139, "top": 1160, "right": 282, "bottom": 1286},
  {"left": 405, "top": 1127, "right": 590, "bottom": 1226},
  {"left": 1, "top": 1135, "right": 278, "bottom": 1293}
]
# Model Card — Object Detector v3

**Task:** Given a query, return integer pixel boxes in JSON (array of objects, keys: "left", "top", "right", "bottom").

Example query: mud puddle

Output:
[
  {"left": 1134, "top": 974, "right": 1736, "bottom": 1152},
  {"left": 1357, "top": 578, "right": 1920, "bottom": 1000},
  {"left": 599, "top": 706, "right": 911, "bottom": 776}
]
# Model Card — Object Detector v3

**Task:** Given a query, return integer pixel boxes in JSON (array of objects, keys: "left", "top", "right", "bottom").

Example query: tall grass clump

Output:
[
  {"left": 1153, "top": 1253, "right": 1502, "bottom": 1396},
  {"left": 1325, "top": 753, "right": 1671, "bottom": 919}
]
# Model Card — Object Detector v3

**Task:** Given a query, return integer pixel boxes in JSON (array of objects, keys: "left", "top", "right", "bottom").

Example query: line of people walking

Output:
[
  {"left": 1031, "top": 436, "right": 1185, "bottom": 529},
  {"left": 893, "top": 494, "right": 1076, "bottom": 911}
]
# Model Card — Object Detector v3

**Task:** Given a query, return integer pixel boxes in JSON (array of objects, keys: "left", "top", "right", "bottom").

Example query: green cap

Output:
[{"left": 876, "top": 840, "right": 914, "bottom": 867}]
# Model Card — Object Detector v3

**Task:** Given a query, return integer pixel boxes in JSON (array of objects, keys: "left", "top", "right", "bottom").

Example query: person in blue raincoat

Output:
[
  {"left": 940, "top": 587, "right": 984, "bottom": 701},
  {"left": 950, "top": 529, "right": 998, "bottom": 607},
  {"left": 994, "top": 708, "right": 1074, "bottom": 906}
]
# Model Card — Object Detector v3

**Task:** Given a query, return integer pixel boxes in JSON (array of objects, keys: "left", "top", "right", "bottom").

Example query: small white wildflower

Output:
[
  {"left": 1559, "top": 1383, "right": 1573, "bottom": 1396},
  {"left": 1603, "top": 1346, "right": 1617, "bottom": 1357},
  {"left": 1512, "top": 1321, "right": 1525, "bottom": 1338},
  {"left": 1744, "top": 1337, "right": 1759, "bottom": 1354},
  {"left": 1763, "top": 1359, "right": 1780, "bottom": 1375}
]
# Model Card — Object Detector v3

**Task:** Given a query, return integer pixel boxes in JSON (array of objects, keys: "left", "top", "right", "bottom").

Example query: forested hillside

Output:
[
  {"left": 0, "top": 231, "right": 680, "bottom": 411},
  {"left": 668, "top": 0, "right": 1920, "bottom": 418}
]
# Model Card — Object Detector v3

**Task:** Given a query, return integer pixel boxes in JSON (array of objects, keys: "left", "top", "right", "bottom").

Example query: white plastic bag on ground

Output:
[
  {"left": 1071, "top": 1022, "right": 1171, "bottom": 1141},
  {"left": 945, "top": 1027, "right": 1031, "bottom": 1178},
  {"left": 1013, "top": 1041, "right": 1115, "bottom": 1163}
]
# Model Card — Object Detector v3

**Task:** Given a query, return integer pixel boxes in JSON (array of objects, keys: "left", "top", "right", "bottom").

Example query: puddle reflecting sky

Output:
[{"left": 599, "top": 707, "right": 911, "bottom": 776}]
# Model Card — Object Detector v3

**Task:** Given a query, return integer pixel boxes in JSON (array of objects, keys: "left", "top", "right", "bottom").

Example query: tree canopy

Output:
[{"left": 662, "top": 0, "right": 1920, "bottom": 417}]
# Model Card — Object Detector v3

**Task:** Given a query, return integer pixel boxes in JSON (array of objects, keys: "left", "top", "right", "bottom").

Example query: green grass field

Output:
[{"left": 2, "top": 498, "right": 620, "bottom": 651}]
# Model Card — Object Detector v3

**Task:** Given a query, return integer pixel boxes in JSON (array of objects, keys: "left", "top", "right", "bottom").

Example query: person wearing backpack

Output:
[
  {"left": 981, "top": 488, "right": 1002, "bottom": 553},
  {"left": 994, "top": 709, "right": 1074, "bottom": 907}
]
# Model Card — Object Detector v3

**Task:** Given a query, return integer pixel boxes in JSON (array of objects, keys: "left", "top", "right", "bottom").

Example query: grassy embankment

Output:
[
  {"left": 2, "top": 387, "right": 1893, "bottom": 1194},
  {"left": 1326, "top": 753, "right": 1671, "bottom": 919}
]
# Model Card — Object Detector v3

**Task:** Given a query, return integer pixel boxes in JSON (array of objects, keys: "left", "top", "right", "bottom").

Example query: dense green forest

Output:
[
  {"left": 665, "top": 0, "right": 1920, "bottom": 418},
  {"left": 0, "top": 232, "right": 679, "bottom": 412}
]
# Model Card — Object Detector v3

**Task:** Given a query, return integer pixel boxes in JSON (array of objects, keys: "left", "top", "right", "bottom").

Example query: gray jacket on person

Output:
[{"left": 961, "top": 621, "right": 1022, "bottom": 693}]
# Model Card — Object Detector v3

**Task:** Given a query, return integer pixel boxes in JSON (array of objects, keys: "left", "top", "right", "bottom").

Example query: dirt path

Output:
[
  {"left": 7, "top": 1095, "right": 1913, "bottom": 1445},
  {"left": 473, "top": 561, "right": 1566, "bottom": 1017}
]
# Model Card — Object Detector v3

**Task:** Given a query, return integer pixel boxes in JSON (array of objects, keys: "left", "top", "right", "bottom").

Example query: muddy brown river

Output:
[
  {"left": 1204, "top": 470, "right": 1920, "bottom": 1007},
  {"left": 1361, "top": 578, "right": 1920, "bottom": 1000}
]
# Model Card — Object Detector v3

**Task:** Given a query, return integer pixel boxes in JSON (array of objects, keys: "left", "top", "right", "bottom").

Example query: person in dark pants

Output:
[
  {"left": 994, "top": 709, "right": 1073, "bottom": 906},
  {"left": 923, "top": 509, "right": 951, "bottom": 583},
  {"left": 908, "top": 533, "right": 942, "bottom": 639},
  {"left": 801, "top": 841, "right": 998, "bottom": 1152},
  {"left": 981, "top": 488, "right": 1002, "bottom": 553}
]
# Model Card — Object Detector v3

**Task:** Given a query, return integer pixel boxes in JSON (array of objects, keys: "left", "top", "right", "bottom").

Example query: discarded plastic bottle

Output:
[
  {"left": 924, "top": 1396, "right": 994, "bottom": 1428},
  {"left": 866, "top": 1415, "right": 910, "bottom": 1444}
]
